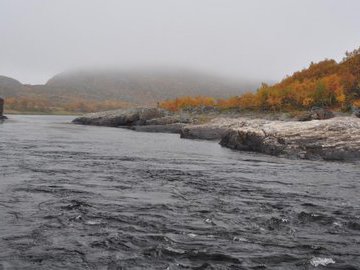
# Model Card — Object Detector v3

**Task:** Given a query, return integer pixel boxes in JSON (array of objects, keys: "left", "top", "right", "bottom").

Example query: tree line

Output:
[{"left": 160, "top": 48, "right": 360, "bottom": 112}]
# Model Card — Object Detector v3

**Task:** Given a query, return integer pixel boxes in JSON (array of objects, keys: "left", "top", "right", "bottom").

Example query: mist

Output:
[{"left": 0, "top": 0, "right": 359, "bottom": 84}]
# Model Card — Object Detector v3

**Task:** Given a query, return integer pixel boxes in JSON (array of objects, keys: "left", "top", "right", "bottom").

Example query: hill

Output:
[
  {"left": 45, "top": 69, "right": 257, "bottom": 104},
  {"left": 0, "top": 76, "right": 23, "bottom": 97},
  {"left": 0, "top": 69, "right": 259, "bottom": 113}
]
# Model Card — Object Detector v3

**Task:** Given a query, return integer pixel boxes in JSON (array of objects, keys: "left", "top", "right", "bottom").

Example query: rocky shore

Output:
[
  {"left": 182, "top": 117, "right": 360, "bottom": 160},
  {"left": 72, "top": 108, "right": 192, "bottom": 133},
  {"left": 73, "top": 108, "right": 360, "bottom": 161}
]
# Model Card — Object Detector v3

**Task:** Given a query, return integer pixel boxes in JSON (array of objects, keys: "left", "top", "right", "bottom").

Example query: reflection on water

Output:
[{"left": 0, "top": 115, "right": 359, "bottom": 269}]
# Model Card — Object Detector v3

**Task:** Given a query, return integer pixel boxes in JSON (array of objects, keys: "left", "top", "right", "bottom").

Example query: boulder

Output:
[
  {"left": 220, "top": 129, "right": 286, "bottom": 156},
  {"left": 311, "top": 107, "right": 335, "bottom": 120}
]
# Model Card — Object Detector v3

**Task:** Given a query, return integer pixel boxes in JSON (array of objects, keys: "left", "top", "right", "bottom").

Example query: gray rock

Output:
[
  {"left": 220, "top": 129, "right": 286, "bottom": 156},
  {"left": 297, "top": 107, "right": 335, "bottom": 121},
  {"left": 311, "top": 107, "right": 335, "bottom": 120},
  {"left": 353, "top": 107, "right": 360, "bottom": 118},
  {"left": 72, "top": 108, "right": 169, "bottom": 127},
  {"left": 130, "top": 123, "right": 186, "bottom": 133},
  {"left": 182, "top": 117, "right": 360, "bottom": 160},
  {"left": 221, "top": 118, "right": 360, "bottom": 160},
  {"left": 145, "top": 115, "right": 191, "bottom": 126},
  {"left": 180, "top": 119, "right": 235, "bottom": 140},
  {"left": 180, "top": 126, "right": 228, "bottom": 140}
]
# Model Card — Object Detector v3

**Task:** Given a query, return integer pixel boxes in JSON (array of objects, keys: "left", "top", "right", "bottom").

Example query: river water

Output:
[{"left": 0, "top": 115, "right": 359, "bottom": 270}]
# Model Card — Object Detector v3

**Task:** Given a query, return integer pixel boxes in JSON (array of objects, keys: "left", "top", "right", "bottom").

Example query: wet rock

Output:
[{"left": 72, "top": 108, "right": 170, "bottom": 127}]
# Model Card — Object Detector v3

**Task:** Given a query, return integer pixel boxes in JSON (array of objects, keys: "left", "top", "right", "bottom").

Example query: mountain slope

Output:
[
  {"left": 0, "top": 76, "right": 23, "bottom": 97},
  {"left": 45, "top": 69, "right": 258, "bottom": 105},
  {"left": 0, "top": 69, "right": 260, "bottom": 112}
]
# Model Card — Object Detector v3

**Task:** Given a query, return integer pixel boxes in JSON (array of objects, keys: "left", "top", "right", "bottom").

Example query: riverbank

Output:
[
  {"left": 4, "top": 110, "right": 77, "bottom": 115},
  {"left": 72, "top": 108, "right": 360, "bottom": 161}
]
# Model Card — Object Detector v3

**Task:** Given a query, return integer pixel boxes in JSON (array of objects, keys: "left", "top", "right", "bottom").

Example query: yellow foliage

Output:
[
  {"left": 158, "top": 51, "right": 360, "bottom": 112},
  {"left": 159, "top": 96, "right": 216, "bottom": 112}
]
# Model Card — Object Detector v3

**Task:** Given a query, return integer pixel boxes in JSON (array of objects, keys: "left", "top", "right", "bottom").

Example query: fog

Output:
[{"left": 0, "top": 0, "right": 359, "bottom": 84}]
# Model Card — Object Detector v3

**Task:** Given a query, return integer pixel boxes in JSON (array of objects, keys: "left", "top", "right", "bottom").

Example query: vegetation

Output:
[
  {"left": 0, "top": 69, "right": 255, "bottom": 114},
  {"left": 160, "top": 47, "right": 360, "bottom": 112},
  {"left": 3, "top": 47, "right": 360, "bottom": 114},
  {"left": 4, "top": 96, "right": 131, "bottom": 114}
]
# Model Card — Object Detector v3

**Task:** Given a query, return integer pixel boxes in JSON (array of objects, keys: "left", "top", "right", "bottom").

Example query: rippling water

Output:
[{"left": 0, "top": 115, "right": 359, "bottom": 270}]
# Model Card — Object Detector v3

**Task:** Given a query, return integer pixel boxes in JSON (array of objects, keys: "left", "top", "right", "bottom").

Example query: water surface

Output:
[{"left": 0, "top": 115, "right": 359, "bottom": 269}]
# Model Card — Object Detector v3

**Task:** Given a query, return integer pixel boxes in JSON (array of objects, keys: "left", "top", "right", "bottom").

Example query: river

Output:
[{"left": 0, "top": 115, "right": 359, "bottom": 269}]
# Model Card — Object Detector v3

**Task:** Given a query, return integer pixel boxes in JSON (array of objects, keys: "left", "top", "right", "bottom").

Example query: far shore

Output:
[{"left": 4, "top": 110, "right": 80, "bottom": 116}]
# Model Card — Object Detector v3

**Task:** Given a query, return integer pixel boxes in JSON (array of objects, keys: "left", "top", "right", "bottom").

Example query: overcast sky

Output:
[{"left": 0, "top": 0, "right": 359, "bottom": 84}]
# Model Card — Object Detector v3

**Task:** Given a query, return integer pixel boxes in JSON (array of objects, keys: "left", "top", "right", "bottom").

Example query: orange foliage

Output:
[
  {"left": 159, "top": 96, "right": 216, "bottom": 112},
  {"left": 159, "top": 50, "right": 360, "bottom": 112}
]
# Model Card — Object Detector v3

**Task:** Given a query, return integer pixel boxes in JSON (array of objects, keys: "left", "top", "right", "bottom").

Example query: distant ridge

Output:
[
  {"left": 0, "top": 69, "right": 259, "bottom": 106},
  {"left": 45, "top": 69, "right": 258, "bottom": 104},
  {"left": 0, "top": 75, "right": 23, "bottom": 97}
]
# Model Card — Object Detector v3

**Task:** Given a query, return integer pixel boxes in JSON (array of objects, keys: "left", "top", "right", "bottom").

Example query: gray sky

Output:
[{"left": 0, "top": 0, "right": 359, "bottom": 84}]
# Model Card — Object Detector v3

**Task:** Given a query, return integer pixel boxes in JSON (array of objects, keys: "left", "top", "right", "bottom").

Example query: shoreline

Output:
[{"left": 72, "top": 108, "right": 360, "bottom": 161}]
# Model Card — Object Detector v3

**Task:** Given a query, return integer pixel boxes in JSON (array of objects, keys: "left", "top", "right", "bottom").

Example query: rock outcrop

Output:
[
  {"left": 0, "top": 97, "right": 7, "bottom": 121},
  {"left": 73, "top": 109, "right": 360, "bottom": 161},
  {"left": 180, "top": 118, "right": 235, "bottom": 140},
  {"left": 185, "top": 117, "right": 360, "bottom": 160},
  {"left": 72, "top": 108, "right": 170, "bottom": 127},
  {"left": 72, "top": 108, "right": 193, "bottom": 134}
]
